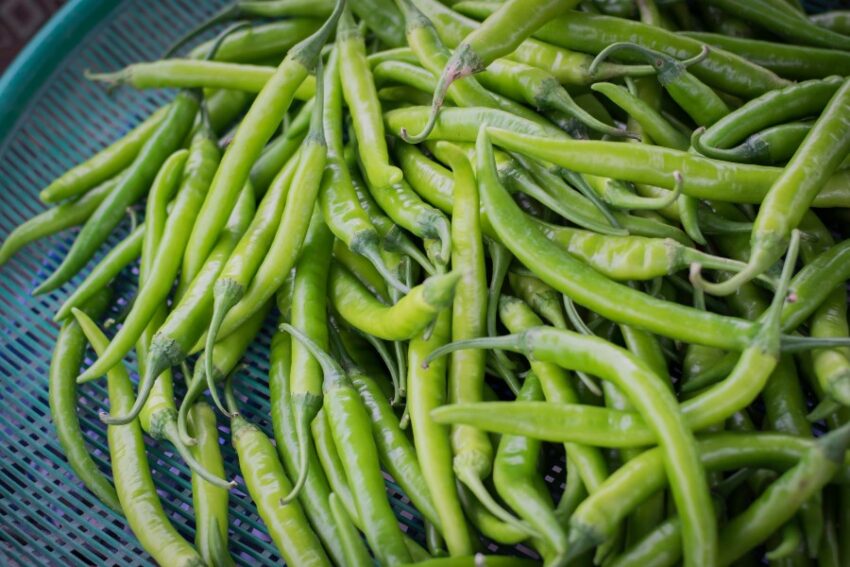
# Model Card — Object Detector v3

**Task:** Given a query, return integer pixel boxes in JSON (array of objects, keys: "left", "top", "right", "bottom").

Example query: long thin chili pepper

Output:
[
  {"left": 72, "top": 309, "right": 203, "bottom": 567},
  {"left": 283, "top": 324, "right": 412, "bottom": 564},
  {"left": 0, "top": 176, "right": 118, "bottom": 266},
  {"left": 35, "top": 91, "right": 199, "bottom": 295},
  {"left": 409, "top": 309, "right": 476, "bottom": 555},
  {"left": 223, "top": 379, "right": 332, "bottom": 567},
  {"left": 79, "top": 118, "right": 220, "bottom": 386},
  {"left": 39, "top": 106, "right": 168, "bottom": 203},
  {"left": 493, "top": 373, "right": 568, "bottom": 564},
  {"left": 54, "top": 224, "right": 144, "bottom": 321},
  {"left": 186, "top": 400, "right": 235, "bottom": 567},
  {"left": 181, "top": 0, "right": 340, "bottom": 285},
  {"left": 49, "top": 290, "right": 120, "bottom": 512},
  {"left": 328, "top": 492, "right": 372, "bottom": 567}
]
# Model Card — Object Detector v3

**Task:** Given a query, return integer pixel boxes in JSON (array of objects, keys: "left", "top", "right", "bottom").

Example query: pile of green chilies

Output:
[{"left": 6, "top": 0, "right": 850, "bottom": 565}]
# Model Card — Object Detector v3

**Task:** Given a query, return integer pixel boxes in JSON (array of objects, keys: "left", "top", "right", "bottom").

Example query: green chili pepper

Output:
[
  {"left": 284, "top": 209, "right": 334, "bottom": 503},
  {"left": 591, "top": 82, "right": 688, "bottom": 150},
  {"left": 683, "top": 32, "right": 850, "bottom": 81},
  {"left": 88, "top": 60, "right": 316, "bottom": 98},
  {"left": 702, "top": 0, "right": 850, "bottom": 51},
  {"left": 49, "top": 290, "right": 120, "bottom": 512},
  {"left": 339, "top": 6, "right": 402, "bottom": 189},
  {"left": 224, "top": 380, "right": 332, "bottom": 567},
  {"left": 330, "top": 263, "right": 459, "bottom": 340},
  {"left": 319, "top": 44, "right": 408, "bottom": 292},
  {"left": 35, "top": 91, "right": 199, "bottom": 295},
  {"left": 182, "top": 1, "right": 340, "bottom": 285},
  {"left": 249, "top": 99, "right": 314, "bottom": 193},
  {"left": 54, "top": 224, "right": 144, "bottom": 321},
  {"left": 693, "top": 122, "right": 814, "bottom": 166},
  {"left": 409, "top": 309, "right": 476, "bottom": 555},
  {"left": 39, "top": 106, "right": 168, "bottom": 203},
  {"left": 329, "top": 492, "right": 372, "bottom": 567},
  {"left": 187, "top": 401, "right": 235, "bottom": 567},
  {"left": 350, "top": 0, "right": 406, "bottom": 47},
  {"left": 475, "top": 128, "right": 759, "bottom": 351},
  {"left": 493, "top": 373, "right": 568, "bottom": 564},
  {"left": 79, "top": 121, "right": 220, "bottom": 387},
  {"left": 72, "top": 309, "right": 203, "bottom": 567},
  {"left": 692, "top": 77, "right": 850, "bottom": 296},
  {"left": 485, "top": 127, "right": 850, "bottom": 206},
  {"left": 142, "top": 185, "right": 254, "bottom": 418},
  {"left": 697, "top": 75, "right": 844, "bottom": 153},
  {"left": 187, "top": 20, "right": 322, "bottom": 63},
  {"left": 0, "top": 176, "right": 118, "bottom": 266},
  {"left": 283, "top": 324, "right": 412, "bottom": 565}
]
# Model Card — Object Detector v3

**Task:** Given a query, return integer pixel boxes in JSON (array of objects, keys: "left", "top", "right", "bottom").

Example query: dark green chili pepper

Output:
[
  {"left": 35, "top": 92, "right": 199, "bottom": 295},
  {"left": 283, "top": 324, "right": 412, "bottom": 564},
  {"left": 350, "top": 0, "right": 406, "bottom": 47},
  {"left": 702, "top": 0, "right": 850, "bottom": 50},
  {"left": 72, "top": 309, "right": 203, "bottom": 567},
  {"left": 224, "top": 380, "right": 331, "bottom": 567},
  {"left": 683, "top": 32, "right": 850, "bottom": 80},
  {"left": 49, "top": 290, "right": 120, "bottom": 512}
]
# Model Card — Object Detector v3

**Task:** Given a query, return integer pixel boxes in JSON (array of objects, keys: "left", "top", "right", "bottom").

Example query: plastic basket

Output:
[{"left": 0, "top": 0, "right": 844, "bottom": 565}]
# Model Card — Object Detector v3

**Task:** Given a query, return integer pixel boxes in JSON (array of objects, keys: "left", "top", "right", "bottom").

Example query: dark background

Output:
[{"left": 0, "top": 0, "right": 65, "bottom": 71}]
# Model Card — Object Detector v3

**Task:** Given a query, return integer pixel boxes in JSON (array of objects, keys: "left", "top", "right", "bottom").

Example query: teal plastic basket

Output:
[{"left": 0, "top": 0, "right": 844, "bottom": 565}]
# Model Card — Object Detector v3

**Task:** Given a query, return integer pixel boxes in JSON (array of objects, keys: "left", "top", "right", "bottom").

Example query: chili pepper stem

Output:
[
  {"left": 540, "top": 79, "right": 638, "bottom": 140},
  {"left": 161, "top": 419, "right": 236, "bottom": 489},
  {"left": 423, "top": 334, "right": 523, "bottom": 369},
  {"left": 354, "top": 237, "right": 411, "bottom": 293},
  {"left": 690, "top": 241, "right": 781, "bottom": 297},
  {"left": 404, "top": 46, "right": 479, "bottom": 144},
  {"left": 163, "top": 3, "right": 240, "bottom": 58},
  {"left": 205, "top": 281, "right": 243, "bottom": 416},
  {"left": 455, "top": 462, "right": 535, "bottom": 538},
  {"left": 177, "top": 364, "right": 219, "bottom": 447}
]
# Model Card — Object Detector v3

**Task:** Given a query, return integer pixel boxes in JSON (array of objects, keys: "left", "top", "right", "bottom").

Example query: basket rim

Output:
[{"left": 0, "top": 0, "right": 118, "bottom": 146}]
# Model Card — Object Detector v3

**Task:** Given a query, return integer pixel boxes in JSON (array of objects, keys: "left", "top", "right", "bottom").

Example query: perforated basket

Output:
[{"left": 0, "top": 0, "right": 844, "bottom": 565}]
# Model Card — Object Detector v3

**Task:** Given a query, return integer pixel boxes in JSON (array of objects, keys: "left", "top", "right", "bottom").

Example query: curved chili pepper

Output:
[
  {"left": 49, "top": 290, "right": 120, "bottom": 512},
  {"left": 72, "top": 309, "right": 203, "bottom": 567}
]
